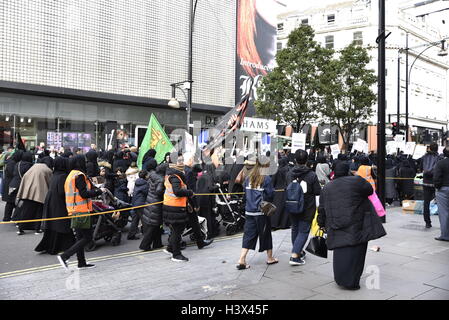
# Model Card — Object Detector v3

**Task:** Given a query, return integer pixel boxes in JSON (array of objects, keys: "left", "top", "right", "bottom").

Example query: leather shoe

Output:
[
  {"left": 425, "top": 224, "right": 432, "bottom": 228},
  {"left": 435, "top": 237, "right": 449, "bottom": 242},
  {"left": 198, "top": 239, "right": 214, "bottom": 249}
]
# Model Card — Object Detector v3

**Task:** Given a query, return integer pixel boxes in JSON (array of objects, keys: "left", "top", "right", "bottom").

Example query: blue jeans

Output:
[{"left": 290, "top": 214, "right": 311, "bottom": 255}]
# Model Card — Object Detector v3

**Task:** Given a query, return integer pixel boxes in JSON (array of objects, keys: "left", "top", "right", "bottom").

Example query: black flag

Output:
[{"left": 15, "top": 132, "right": 26, "bottom": 151}]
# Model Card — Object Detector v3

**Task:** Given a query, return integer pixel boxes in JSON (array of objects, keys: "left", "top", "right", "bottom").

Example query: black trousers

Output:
[
  {"left": 128, "top": 208, "right": 143, "bottom": 239},
  {"left": 188, "top": 211, "right": 205, "bottom": 245},
  {"left": 60, "top": 228, "right": 93, "bottom": 266},
  {"left": 139, "top": 224, "right": 163, "bottom": 251},
  {"left": 3, "top": 202, "right": 15, "bottom": 221},
  {"left": 167, "top": 223, "right": 186, "bottom": 257},
  {"left": 423, "top": 186, "right": 435, "bottom": 225}
]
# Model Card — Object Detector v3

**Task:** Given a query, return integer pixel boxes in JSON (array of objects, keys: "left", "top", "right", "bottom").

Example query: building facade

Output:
[
  {"left": 0, "top": 0, "right": 237, "bottom": 150},
  {"left": 277, "top": 0, "right": 449, "bottom": 149}
]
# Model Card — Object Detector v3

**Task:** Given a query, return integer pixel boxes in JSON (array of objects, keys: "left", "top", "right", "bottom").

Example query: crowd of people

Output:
[{"left": 1, "top": 139, "right": 448, "bottom": 290}]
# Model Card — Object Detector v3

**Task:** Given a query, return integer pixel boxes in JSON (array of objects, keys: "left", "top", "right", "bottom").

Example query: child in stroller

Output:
[{"left": 85, "top": 189, "right": 132, "bottom": 252}]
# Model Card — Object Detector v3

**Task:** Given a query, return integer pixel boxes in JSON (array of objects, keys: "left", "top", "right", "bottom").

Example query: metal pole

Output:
[
  {"left": 378, "top": 0, "right": 386, "bottom": 223},
  {"left": 397, "top": 52, "right": 401, "bottom": 126},
  {"left": 405, "top": 33, "right": 409, "bottom": 142},
  {"left": 187, "top": 0, "right": 194, "bottom": 135}
]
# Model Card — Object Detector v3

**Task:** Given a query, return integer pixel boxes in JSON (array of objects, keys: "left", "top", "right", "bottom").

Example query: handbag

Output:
[
  {"left": 368, "top": 193, "right": 386, "bottom": 218},
  {"left": 260, "top": 201, "right": 277, "bottom": 217},
  {"left": 306, "top": 228, "right": 328, "bottom": 258},
  {"left": 70, "top": 212, "right": 92, "bottom": 229}
]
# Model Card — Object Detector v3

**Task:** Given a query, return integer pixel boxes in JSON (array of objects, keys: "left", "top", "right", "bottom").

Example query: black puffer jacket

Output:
[
  {"left": 86, "top": 150, "right": 100, "bottom": 178},
  {"left": 162, "top": 167, "right": 193, "bottom": 225},
  {"left": 132, "top": 178, "right": 149, "bottom": 207},
  {"left": 317, "top": 175, "right": 386, "bottom": 250},
  {"left": 286, "top": 165, "right": 321, "bottom": 222},
  {"left": 9, "top": 152, "right": 34, "bottom": 190},
  {"left": 142, "top": 168, "right": 166, "bottom": 226},
  {"left": 114, "top": 178, "right": 130, "bottom": 203},
  {"left": 2, "top": 151, "right": 23, "bottom": 202}
]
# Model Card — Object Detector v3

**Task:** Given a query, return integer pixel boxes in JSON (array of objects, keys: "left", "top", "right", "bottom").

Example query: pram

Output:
[
  {"left": 181, "top": 215, "right": 209, "bottom": 242},
  {"left": 85, "top": 189, "right": 132, "bottom": 252},
  {"left": 214, "top": 184, "right": 246, "bottom": 236}
]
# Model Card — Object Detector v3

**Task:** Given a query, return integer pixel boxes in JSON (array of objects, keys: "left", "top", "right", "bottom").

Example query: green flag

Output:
[{"left": 137, "top": 114, "right": 174, "bottom": 169}]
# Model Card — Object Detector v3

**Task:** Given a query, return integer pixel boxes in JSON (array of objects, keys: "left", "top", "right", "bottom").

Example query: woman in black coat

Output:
[
  {"left": 270, "top": 157, "right": 290, "bottom": 230},
  {"left": 35, "top": 157, "right": 76, "bottom": 254},
  {"left": 2, "top": 150, "right": 23, "bottom": 221},
  {"left": 398, "top": 159, "right": 416, "bottom": 201},
  {"left": 140, "top": 163, "right": 167, "bottom": 251},
  {"left": 86, "top": 150, "right": 100, "bottom": 178},
  {"left": 10, "top": 151, "right": 34, "bottom": 221},
  {"left": 318, "top": 163, "right": 386, "bottom": 290}
]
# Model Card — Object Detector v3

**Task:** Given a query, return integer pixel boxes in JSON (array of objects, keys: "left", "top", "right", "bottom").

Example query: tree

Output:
[
  {"left": 255, "top": 25, "right": 332, "bottom": 132},
  {"left": 320, "top": 43, "right": 377, "bottom": 152}
]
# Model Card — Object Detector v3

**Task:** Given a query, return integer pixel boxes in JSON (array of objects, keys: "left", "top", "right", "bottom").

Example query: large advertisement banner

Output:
[{"left": 236, "top": 0, "right": 285, "bottom": 116}]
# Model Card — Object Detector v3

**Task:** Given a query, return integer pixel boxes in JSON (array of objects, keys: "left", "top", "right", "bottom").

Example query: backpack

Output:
[{"left": 285, "top": 179, "right": 305, "bottom": 214}]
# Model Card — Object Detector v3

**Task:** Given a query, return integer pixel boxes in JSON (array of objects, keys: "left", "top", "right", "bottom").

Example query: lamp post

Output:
[{"left": 405, "top": 37, "right": 447, "bottom": 143}]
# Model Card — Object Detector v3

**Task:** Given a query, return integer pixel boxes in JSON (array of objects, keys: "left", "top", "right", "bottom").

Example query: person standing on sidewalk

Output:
[
  {"left": 432, "top": 146, "right": 449, "bottom": 242},
  {"left": 419, "top": 143, "right": 440, "bottom": 228},
  {"left": 2, "top": 149, "right": 22, "bottom": 222},
  {"left": 162, "top": 155, "right": 194, "bottom": 262},
  {"left": 57, "top": 155, "right": 105, "bottom": 271},
  {"left": 236, "top": 156, "right": 277, "bottom": 270},
  {"left": 286, "top": 150, "right": 321, "bottom": 266},
  {"left": 318, "top": 162, "right": 386, "bottom": 290},
  {"left": 127, "top": 170, "right": 149, "bottom": 240}
]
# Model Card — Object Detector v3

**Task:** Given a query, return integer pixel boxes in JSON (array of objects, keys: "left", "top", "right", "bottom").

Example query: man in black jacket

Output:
[
  {"left": 286, "top": 150, "right": 321, "bottom": 265},
  {"left": 419, "top": 143, "right": 440, "bottom": 228},
  {"left": 432, "top": 146, "right": 449, "bottom": 241}
]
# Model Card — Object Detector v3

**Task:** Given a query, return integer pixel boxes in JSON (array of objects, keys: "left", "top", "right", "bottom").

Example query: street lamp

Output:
[
  {"left": 405, "top": 37, "right": 447, "bottom": 142},
  {"left": 168, "top": 81, "right": 192, "bottom": 130}
]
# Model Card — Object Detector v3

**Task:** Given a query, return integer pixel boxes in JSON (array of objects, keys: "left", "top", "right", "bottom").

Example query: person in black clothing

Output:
[
  {"left": 86, "top": 150, "right": 100, "bottom": 178},
  {"left": 196, "top": 165, "right": 218, "bottom": 239},
  {"left": 10, "top": 152, "right": 34, "bottom": 223},
  {"left": 128, "top": 170, "right": 149, "bottom": 240},
  {"left": 419, "top": 143, "right": 440, "bottom": 228},
  {"left": 271, "top": 157, "right": 290, "bottom": 230},
  {"left": 432, "top": 146, "right": 449, "bottom": 241},
  {"left": 113, "top": 151, "right": 131, "bottom": 173},
  {"left": 140, "top": 164, "right": 167, "bottom": 251},
  {"left": 142, "top": 149, "right": 158, "bottom": 172},
  {"left": 286, "top": 150, "right": 321, "bottom": 266},
  {"left": 113, "top": 168, "right": 130, "bottom": 203},
  {"left": 58, "top": 155, "right": 105, "bottom": 270},
  {"left": 35, "top": 157, "right": 76, "bottom": 254},
  {"left": 318, "top": 162, "right": 386, "bottom": 290},
  {"left": 398, "top": 159, "right": 416, "bottom": 201},
  {"left": 2, "top": 150, "right": 23, "bottom": 221}
]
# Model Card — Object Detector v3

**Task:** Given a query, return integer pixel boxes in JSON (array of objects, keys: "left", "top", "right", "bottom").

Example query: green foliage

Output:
[
  {"left": 320, "top": 44, "right": 377, "bottom": 150},
  {"left": 255, "top": 25, "right": 332, "bottom": 132}
]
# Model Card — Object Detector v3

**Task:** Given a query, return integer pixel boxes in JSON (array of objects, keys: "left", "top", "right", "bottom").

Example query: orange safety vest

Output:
[
  {"left": 163, "top": 174, "right": 188, "bottom": 207},
  {"left": 357, "top": 165, "right": 376, "bottom": 191},
  {"left": 64, "top": 170, "right": 94, "bottom": 216}
]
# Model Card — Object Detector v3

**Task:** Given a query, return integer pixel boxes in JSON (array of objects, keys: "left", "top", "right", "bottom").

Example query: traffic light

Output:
[{"left": 392, "top": 122, "right": 398, "bottom": 136}]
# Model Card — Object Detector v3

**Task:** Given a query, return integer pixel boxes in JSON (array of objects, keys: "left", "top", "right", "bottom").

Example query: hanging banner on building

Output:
[
  {"left": 292, "top": 133, "right": 307, "bottom": 153},
  {"left": 236, "top": 0, "right": 285, "bottom": 115}
]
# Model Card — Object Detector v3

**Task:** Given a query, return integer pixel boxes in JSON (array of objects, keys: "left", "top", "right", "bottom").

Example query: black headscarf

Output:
[
  {"left": 69, "top": 155, "right": 87, "bottom": 173},
  {"left": 38, "top": 156, "right": 54, "bottom": 170},
  {"left": 12, "top": 150, "right": 24, "bottom": 163},
  {"left": 334, "top": 162, "right": 350, "bottom": 178},
  {"left": 54, "top": 157, "right": 70, "bottom": 174},
  {"left": 21, "top": 152, "right": 34, "bottom": 163}
]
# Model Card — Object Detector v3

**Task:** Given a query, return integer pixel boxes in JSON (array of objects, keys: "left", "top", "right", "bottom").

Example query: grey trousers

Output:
[{"left": 435, "top": 187, "right": 449, "bottom": 240}]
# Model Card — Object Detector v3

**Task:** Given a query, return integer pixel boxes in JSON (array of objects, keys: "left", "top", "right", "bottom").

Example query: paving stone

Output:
[
  {"left": 413, "top": 288, "right": 449, "bottom": 300},
  {"left": 424, "top": 275, "right": 449, "bottom": 291}
]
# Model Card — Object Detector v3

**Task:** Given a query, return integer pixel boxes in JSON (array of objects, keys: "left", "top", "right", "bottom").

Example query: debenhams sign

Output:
[{"left": 241, "top": 117, "right": 277, "bottom": 133}]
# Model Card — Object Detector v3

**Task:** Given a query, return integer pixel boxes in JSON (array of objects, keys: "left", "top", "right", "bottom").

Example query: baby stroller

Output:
[
  {"left": 181, "top": 207, "right": 209, "bottom": 242},
  {"left": 214, "top": 184, "right": 246, "bottom": 236},
  {"left": 85, "top": 189, "right": 132, "bottom": 252}
]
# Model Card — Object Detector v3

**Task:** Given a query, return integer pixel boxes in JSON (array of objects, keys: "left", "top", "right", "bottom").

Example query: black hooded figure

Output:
[
  {"left": 142, "top": 149, "right": 158, "bottom": 172},
  {"left": 86, "top": 150, "right": 100, "bottom": 178},
  {"left": 271, "top": 157, "right": 291, "bottom": 230},
  {"left": 35, "top": 157, "right": 76, "bottom": 254},
  {"left": 398, "top": 159, "right": 416, "bottom": 201},
  {"left": 10, "top": 151, "right": 34, "bottom": 222},
  {"left": 2, "top": 150, "right": 23, "bottom": 221},
  {"left": 113, "top": 151, "right": 131, "bottom": 173}
]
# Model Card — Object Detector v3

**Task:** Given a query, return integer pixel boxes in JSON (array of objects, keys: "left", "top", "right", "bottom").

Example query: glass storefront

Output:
[{"left": 0, "top": 92, "right": 226, "bottom": 151}]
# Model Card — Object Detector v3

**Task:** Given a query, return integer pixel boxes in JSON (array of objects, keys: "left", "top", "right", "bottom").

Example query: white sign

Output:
[
  {"left": 394, "top": 135, "right": 405, "bottom": 143},
  {"left": 386, "top": 141, "right": 397, "bottom": 155},
  {"left": 438, "top": 146, "right": 445, "bottom": 155},
  {"left": 404, "top": 142, "right": 416, "bottom": 155},
  {"left": 330, "top": 144, "right": 340, "bottom": 158},
  {"left": 291, "top": 133, "right": 307, "bottom": 153},
  {"left": 352, "top": 139, "right": 368, "bottom": 154},
  {"left": 413, "top": 145, "right": 427, "bottom": 160},
  {"left": 241, "top": 117, "right": 277, "bottom": 133}
]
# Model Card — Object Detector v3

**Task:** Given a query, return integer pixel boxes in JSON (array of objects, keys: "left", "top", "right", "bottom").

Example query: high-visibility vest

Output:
[
  {"left": 64, "top": 170, "right": 93, "bottom": 216},
  {"left": 357, "top": 165, "right": 376, "bottom": 191},
  {"left": 163, "top": 174, "right": 188, "bottom": 207}
]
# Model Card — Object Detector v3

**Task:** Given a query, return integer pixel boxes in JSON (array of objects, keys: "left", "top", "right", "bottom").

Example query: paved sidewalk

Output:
[{"left": 0, "top": 208, "right": 448, "bottom": 300}]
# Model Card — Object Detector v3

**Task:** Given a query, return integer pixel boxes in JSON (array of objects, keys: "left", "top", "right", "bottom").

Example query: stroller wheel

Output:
[
  {"left": 111, "top": 232, "right": 122, "bottom": 246},
  {"left": 85, "top": 240, "right": 97, "bottom": 252},
  {"left": 104, "top": 236, "right": 112, "bottom": 242}
]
